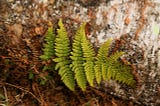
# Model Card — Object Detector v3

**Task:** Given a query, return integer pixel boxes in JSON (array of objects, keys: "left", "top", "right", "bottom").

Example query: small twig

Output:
[
  {"left": 35, "top": 84, "right": 45, "bottom": 105},
  {"left": 0, "top": 82, "right": 41, "bottom": 104},
  {"left": 0, "top": 103, "right": 6, "bottom": 106},
  {"left": 3, "top": 86, "right": 8, "bottom": 106}
]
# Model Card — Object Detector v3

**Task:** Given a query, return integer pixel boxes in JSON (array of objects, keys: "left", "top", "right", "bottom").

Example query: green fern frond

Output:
[
  {"left": 107, "top": 51, "right": 124, "bottom": 63},
  {"left": 53, "top": 19, "right": 75, "bottom": 91},
  {"left": 55, "top": 61, "right": 71, "bottom": 70},
  {"left": 96, "top": 39, "right": 112, "bottom": 62},
  {"left": 71, "top": 22, "right": 96, "bottom": 89},
  {"left": 101, "top": 63, "right": 110, "bottom": 81},
  {"left": 105, "top": 51, "right": 135, "bottom": 86},
  {"left": 40, "top": 25, "right": 55, "bottom": 60},
  {"left": 71, "top": 23, "right": 87, "bottom": 91},
  {"left": 95, "top": 39, "right": 112, "bottom": 84},
  {"left": 59, "top": 66, "right": 75, "bottom": 89},
  {"left": 95, "top": 62, "right": 102, "bottom": 84},
  {"left": 95, "top": 39, "right": 135, "bottom": 86},
  {"left": 81, "top": 30, "right": 95, "bottom": 87},
  {"left": 108, "top": 61, "right": 135, "bottom": 86},
  {"left": 75, "top": 68, "right": 87, "bottom": 91},
  {"left": 83, "top": 61, "right": 95, "bottom": 86},
  {"left": 102, "top": 51, "right": 124, "bottom": 80}
]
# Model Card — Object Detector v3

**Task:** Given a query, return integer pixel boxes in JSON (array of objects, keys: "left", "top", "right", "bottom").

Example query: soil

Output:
[{"left": 0, "top": 0, "right": 160, "bottom": 106}]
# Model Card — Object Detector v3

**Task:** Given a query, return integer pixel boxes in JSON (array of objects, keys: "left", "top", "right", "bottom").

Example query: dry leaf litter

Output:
[{"left": 0, "top": 0, "right": 160, "bottom": 106}]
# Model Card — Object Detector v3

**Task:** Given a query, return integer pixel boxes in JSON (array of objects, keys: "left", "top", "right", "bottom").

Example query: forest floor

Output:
[{"left": 0, "top": 0, "right": 160, "bottom": 106}]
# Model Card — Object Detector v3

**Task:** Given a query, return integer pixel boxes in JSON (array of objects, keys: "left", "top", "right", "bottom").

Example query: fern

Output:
[
  {"left": 107, "top": 61, "right": 135, "bottom": 86},
  {"left": 53, "top": 19, "right": 75, "bottom": 91},
  {"left": 95, "top": 39, "right": 112, "bottom": 84},
  {"left": 40, "top": 22, "right": 56, "bottom": 71},
  {"left": 70, "top": 23, "right": 87, "bottom": 91},
  {"left": 81, "top": 31, "right": 95, "bottom": 87},
  {"left": 105, "top": 52, "right": 124, "bottom": 80},
  {"left": 95, "top": 39, "right": 135, "bottom": 86},
  {"left": 40, "top": 24, "right": 55, "bottom": 60},
  {"left": 40, "top": 19, "right": 136, "bottom": 91}
]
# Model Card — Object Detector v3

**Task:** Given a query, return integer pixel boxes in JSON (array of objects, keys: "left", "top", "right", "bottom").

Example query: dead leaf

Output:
[
  {"left": 35, "top": 26, "right": 44, "bottom": 35},
  {"left": 111, "top": 98, "right": 118, "bottom": 106},
  {"left": 15, "top": 5, "right": 23, "bottom": 13},
  {"left": 13, "top": 23, "right": 23, "bottom": 37}
]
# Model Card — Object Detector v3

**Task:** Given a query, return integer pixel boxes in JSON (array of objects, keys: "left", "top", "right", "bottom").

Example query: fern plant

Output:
[
  {"left": 41, "top": 19, "right": 136, "bottom": 91},
  {"left": 53, "top": 19, "right": 75, "bottom": 91}
]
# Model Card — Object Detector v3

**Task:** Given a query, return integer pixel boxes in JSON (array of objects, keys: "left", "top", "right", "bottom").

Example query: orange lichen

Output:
[
  {"left": 124, "top": 3, "right": 131, "bottom": 25},
  {"left": 124, "top": 16, "right": 130, "bottom": 25}
]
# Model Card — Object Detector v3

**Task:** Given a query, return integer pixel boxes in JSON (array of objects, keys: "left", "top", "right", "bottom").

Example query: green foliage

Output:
[
  {"left": 95, "top": 39, "right": 112, "bottom": 84},
  {"left": 81, "top": 28, "right": 95, "bottom": 87},
  {"left": 70, "top": 23, "right": 96, "bottom": 91},
  {"left": 40, "top": 25, "right": 55, "bottom": 60},
  {"left": 82, "top": 36, "right": 95, "bottom": 86},
  {"left": 107, "top": 61, "right": 135, "bottom": 85},
  {"left": 41, "top": 19, "right": 136, "bottom": 91},
  {"left": 70, "top": 23, "right": 87, "bottom": 91},
  {"left": 53, "top": 19, "right": 75, "bottom": 91},
  {"left": 29, "top": 70, "right": 34, "bottom": 80},
  {"left": 38, "top": 75, "right": 51, "bottom": 85},
  {"left": 39, "top": 23, "right": 56, "bottom": 72},
  {"left": 95, "top": 39, "right": 135, "bottom": 86},
  {"left": 0, "top": 93, "right": 5, "bottom": 100}
]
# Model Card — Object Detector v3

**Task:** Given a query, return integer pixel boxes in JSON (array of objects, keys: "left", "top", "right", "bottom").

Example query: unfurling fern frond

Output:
[
  {"left": 70, "top": 23, "right": 87, "bottom": 91},
  {"left": 53, "top": 19, "right": 75, "bottom": 91},
  {"left": 40, "top": 23, "right": 55, "bottom": 60}
]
